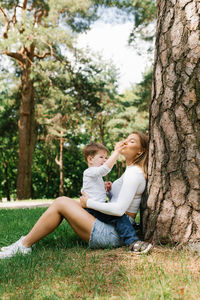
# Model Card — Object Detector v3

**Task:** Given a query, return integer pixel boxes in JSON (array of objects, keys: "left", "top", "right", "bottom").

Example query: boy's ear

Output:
[{"left": 87, "top": 155, "right": 93, "bottom": 164}]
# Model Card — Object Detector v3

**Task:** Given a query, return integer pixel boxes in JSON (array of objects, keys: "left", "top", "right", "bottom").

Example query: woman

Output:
[{"left": 0, "top": 131, "right": 152, "bottom": 259}]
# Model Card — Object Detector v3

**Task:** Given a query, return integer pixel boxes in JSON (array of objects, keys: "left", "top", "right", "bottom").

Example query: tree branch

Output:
[
  {"left": 55, "top": 155, "right": 61, "bottom": 167},
  {"left": 0, "top": 6, "right": 8, "bottom": 21},
  {"left": 37, "top": 10, "right": 45, "bottom": 25},
  {"left": 22, "top": 0, "right": 28, "bottom": 10},
  {"left": 33, "top": 9, "right": 37, "bottom": 26},
  {"left": 34, "top": 52, "right": 51, "bottom": 59},
  {"left": 11, "top": 5, "right": 18, "bottom": 27},
  {"left": 39, "top": 38, "right": 54, "bottom": 56},
  {"left": 0, "top": 6, "right": 10, "bottom": 38},
  {"left": 5, "top": 51, "right": 24, "bottom": 63},
  {"left": 5, "top": 49, "right": 36, "bottom": 69}
]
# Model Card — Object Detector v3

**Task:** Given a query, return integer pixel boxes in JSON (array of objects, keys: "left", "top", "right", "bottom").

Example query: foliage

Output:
[
  {"left": 0, "top": 0, "right": 154, "bottom": 199},
  {"left": 128, "top": 0, "right": 156, "bottom": 44},
  {"left": 0, "top": 64, "right": 152, "bottom": 199},
  {"left": 32, "top": 138, "right": 87, "bottom": 198},
  {"left": 0, "top": 88, "right": 19, "bottom": 200},
  {"left": 131, "top": 67, "right": 153, "bottom": 112},
  {"left": 0, "top": 0, "right": 123, "bottom": 199},
  {"left": 105, "top": 68, "right": 152, "bottom": 144},
  {"left": 79, "top": 53, "right": 120, "bottom": 144}
]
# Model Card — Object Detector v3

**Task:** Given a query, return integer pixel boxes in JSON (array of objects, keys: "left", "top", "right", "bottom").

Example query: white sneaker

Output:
[
  {"left": 0, "top": 237, "right": 32, "bottom": 259},
  {"left": 1, "top": 236, "right": 25, "bottom": 251}
]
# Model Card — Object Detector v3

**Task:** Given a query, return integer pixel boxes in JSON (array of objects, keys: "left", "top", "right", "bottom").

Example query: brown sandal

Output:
[{"left": 129, "top": 240, "right": 153, "bottom": 254}]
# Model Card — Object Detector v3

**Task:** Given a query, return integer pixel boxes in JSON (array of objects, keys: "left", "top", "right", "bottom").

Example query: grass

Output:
[{"left": 0, "top": 208, "right": 200, "bottom": 300}]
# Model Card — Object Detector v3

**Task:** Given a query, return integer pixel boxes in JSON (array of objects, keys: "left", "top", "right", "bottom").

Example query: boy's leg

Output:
[
  {"left": 85, "top": 209, "right": 138, "bottom": 246},
  {"left": 110, "top": 214, "right": 139, "bottom": 246}
]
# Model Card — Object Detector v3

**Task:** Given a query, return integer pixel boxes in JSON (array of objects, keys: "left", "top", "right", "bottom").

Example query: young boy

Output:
[{"left": 81, "top": 142, "right": 139, "bottom": 247}]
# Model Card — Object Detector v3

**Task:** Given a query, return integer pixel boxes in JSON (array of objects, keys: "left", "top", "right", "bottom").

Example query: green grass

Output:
[{"left": 0, "top": 208, "right": 200, "bottom": 299}]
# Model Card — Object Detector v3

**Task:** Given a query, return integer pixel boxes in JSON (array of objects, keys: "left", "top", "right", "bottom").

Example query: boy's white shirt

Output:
[{"left": 81, "top": 164, "right": 111, "bottom": 203}]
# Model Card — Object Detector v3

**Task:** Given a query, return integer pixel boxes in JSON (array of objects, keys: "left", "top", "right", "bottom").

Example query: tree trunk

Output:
[
  {"left": 143, "top": 0, "right": 200, "bottom": 244},
  {"left": 17, "top": 65, "right": 36, "bottom": 199},
  {"left": 3, "top": 161, "right": 10, "bottom": 201},
  {"left": 59, "top": 136, "right": 64, "bottom": 196}
]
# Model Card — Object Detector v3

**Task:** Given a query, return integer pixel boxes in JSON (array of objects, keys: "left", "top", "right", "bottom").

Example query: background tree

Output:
[
  {"left": 0, "top": 0, "right": 101, "bottom": 199},
  {"left": 82, "top": 54, "right": 120, "bottom": 144},
  {"left": 0, "top": 0, "right": 157, "bottom": 200},
  {"left": 133, "top": 67, "right": 153, "bottom": 112},
  {"left": 143, "top": 0, "right": 200, "bottom": 245},
  {"left": 0, "top": 89, "right": 18, "bottom": 200},
  {"left": 106, "top": 77, "right": 150, "bottom": 140}
]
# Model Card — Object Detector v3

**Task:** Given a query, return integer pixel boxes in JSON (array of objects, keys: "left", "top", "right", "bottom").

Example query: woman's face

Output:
[{"left": 120, "top": 133, "right": 142, "bottom": 161}]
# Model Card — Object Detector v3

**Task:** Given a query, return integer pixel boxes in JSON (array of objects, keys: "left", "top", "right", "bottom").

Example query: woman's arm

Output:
[{"left": 81, "top": 168, "right": 145, "bottom": 216}]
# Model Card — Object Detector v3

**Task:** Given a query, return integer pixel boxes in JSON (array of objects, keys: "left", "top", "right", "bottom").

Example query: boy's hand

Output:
[
  {"left": 114, "top": 141, "right": 126, "bottom": 152},
  {"left": 80, "top": 191, "right": 89, "bottom": 208},
  {"left": 104, "top": 181, "right": 112, "bottom": 192}
]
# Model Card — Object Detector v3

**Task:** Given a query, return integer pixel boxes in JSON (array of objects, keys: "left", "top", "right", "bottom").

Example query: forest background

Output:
[{"left": 0, "top": 0, "right": 155, "bottom": 201}]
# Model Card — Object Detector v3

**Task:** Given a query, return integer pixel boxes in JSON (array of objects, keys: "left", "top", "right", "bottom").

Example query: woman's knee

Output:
[
  {"left": 53, "top": 196, "right": 71, "bottom": 208},
  {"left": 53, "top": 196, "right": 80, "bottom": 212}
]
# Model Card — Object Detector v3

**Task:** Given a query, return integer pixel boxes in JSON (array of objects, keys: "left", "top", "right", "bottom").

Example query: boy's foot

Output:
[
  {"left": 0, "top": 237, "right": 32, "bottom": 259},
  {"left": 129, "top": 240, "right": 153, "bottom": 254}
]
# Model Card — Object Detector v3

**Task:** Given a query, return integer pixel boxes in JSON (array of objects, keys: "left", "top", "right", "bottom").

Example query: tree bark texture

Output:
[
  {"left": 143, "top": 0, "right": 200, "bottom": 244},
  {"left": 17, "top": 65, "right": 36, "bottom": 199},
  {"left": 59, "top": 136, "right": 64, "bottom": 196},
  {"left": 55, "top": 134, "right": 64, "bottom": 197}
]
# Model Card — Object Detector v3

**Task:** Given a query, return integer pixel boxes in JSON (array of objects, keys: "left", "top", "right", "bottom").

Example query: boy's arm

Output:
[
  {"left": 104, "top": 142, "right": 125, "bottom": 169},
  {"left": 85, "top": 142, "right": 125, "bottom": 178},
  {"left": 84, "top": 164, "right": 111, "bottom": 178}
]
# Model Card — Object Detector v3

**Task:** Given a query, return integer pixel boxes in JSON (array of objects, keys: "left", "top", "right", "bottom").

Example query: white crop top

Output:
[{"left": 87, "top": 165, "right": 146, "bottom": 216}]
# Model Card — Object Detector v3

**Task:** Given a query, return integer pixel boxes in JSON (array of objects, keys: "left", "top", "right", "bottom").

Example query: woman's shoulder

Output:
[
  {"left": 125, "top": 165, "right": 146, "bottom": 180},
  {"left": 126, "top": 165, "right": 143, "bottom": 174}
]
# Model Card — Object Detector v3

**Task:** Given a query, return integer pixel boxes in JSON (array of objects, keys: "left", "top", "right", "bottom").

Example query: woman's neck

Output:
[{"left": 126, "top": 159, "right": 134, "bottom": 166}]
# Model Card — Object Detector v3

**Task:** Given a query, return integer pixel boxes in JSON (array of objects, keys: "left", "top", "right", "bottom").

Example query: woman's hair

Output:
[
  {"left": 83, "top": 142, "right": 108, "bottom": 163},
  {"left": 131, "top": 131, "right": 148, "bottom": 178}
]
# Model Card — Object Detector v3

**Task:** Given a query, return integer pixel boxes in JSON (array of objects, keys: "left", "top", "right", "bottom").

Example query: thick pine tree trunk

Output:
[
  {"left": 143, "top": 0, "right": 200, "bottom": 244},
  {"left": 17, "top": 65, "right": 36, "bottom": 199}
]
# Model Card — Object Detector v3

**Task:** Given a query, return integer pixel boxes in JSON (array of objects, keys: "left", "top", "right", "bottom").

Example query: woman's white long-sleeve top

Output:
[{"left": 86, "top": 165, "right": 146, "bottom": 216}]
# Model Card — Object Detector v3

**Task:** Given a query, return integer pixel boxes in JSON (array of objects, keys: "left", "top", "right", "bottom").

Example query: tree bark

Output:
[
  {"left": 59, "top": 136, "right": 64, "bottom": 196},
  {"left": 143, "top": 0, "right": 200, "bottom": 244},
  {"left": 17, "top": 64, "right": 36, "bottom": 199},
  {"left": 55, "top": 135, "right": 64, "bottom": 196},
  {"left": 3, "top": 161, "right": 10, "bottom": 201}
]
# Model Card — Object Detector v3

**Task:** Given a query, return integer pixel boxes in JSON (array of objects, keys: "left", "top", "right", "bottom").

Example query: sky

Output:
[{"left": 77, "top": 20, "right": 152, "bottom": 92}]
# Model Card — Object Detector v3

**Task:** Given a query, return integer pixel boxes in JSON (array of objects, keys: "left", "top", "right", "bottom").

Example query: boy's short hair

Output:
[{"left": 83, "top": 142, "right": 108, "bottom": 163}]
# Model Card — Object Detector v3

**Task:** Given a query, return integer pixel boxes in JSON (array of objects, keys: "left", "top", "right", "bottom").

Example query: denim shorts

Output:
[{"left": 89, "top": 219, "right": 124, "bottom": 249}]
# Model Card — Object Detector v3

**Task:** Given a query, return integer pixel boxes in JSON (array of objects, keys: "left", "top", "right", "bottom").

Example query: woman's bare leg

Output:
[{"left": 22, "top": 197, "right": 96, "bottom": 248}]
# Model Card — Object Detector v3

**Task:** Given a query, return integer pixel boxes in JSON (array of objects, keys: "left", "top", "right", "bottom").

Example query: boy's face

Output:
[{"left": 88, "top": 150, "right": 108, "bottom": 167}]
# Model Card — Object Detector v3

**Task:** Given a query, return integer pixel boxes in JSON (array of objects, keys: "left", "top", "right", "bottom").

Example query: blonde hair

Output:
[{"left": 131, "top": 131, "right": 148, "bottom": 178}]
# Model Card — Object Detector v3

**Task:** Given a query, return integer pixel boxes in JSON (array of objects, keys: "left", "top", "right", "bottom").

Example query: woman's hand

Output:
[{"left": 80, "top": 191, "right": 89, "bottom": 208}]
